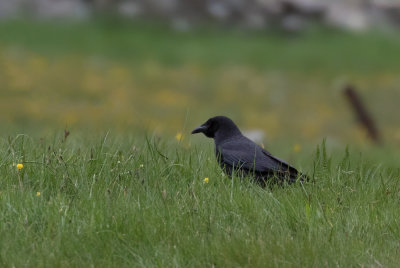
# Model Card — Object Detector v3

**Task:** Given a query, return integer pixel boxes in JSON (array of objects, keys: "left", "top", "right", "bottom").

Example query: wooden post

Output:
[{"left": 343, "top": 84, "right": 381, "bottom": 144}]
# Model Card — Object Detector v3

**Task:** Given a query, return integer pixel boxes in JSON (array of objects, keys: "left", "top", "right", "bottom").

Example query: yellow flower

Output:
[
  {"left": 36, "top": 192, "right": 41, "bottom": 197},
  {"left": 175, "top": 132, "right": 184, "bottom": 141},
  {"left": 204, "top": 177, "right": 209, "bottom": 183},
  {"left": 293, "top": 144, "right": 301, "bottom": 153},
  {"left": 17, "top": 163, "right": 23, "bottom": 170}
]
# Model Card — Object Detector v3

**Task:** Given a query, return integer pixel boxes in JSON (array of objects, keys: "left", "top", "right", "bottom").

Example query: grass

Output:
[
  {"left": 1, "top": 20, "right": 400, "bottom": 266},
  {"left": 1, "top": 134, "right": 400, "bottom": 267},
  {"left": 1, "top": 19, "right": 400, "bottom": 72},
  {"left": 0, "top": 20, "right": 400, "bottom": 145},
  {"left": 2, "top": 19, "right": 400, "bottom": 78}
]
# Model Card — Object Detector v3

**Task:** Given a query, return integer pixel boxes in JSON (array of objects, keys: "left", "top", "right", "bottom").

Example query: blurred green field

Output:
[{"left": 0, "top": 20, "right": 400, "bottom": 149}]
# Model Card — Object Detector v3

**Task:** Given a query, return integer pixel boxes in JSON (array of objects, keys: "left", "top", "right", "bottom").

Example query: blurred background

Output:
[{"left": 0, "top": 0, "right": 400, "bottom": 151}]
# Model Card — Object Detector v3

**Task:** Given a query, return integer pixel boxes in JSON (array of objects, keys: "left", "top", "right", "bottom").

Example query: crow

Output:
[{"left": 191, "top": 116, "right": 307, "bottom": 186}]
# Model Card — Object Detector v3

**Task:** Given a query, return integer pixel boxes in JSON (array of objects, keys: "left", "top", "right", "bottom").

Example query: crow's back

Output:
[{"left": 216, "top": 135, "right": 302, "bottom": 183}]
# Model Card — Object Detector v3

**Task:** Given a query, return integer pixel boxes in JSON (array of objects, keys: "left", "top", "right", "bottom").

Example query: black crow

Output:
[{"left": 192, "top": 116, "right": 307, "bottom": 185}]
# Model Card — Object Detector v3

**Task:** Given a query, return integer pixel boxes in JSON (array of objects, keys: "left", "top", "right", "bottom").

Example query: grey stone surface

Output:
[{"left": 0, "top": 0, "right": 399, "bottom": 30}]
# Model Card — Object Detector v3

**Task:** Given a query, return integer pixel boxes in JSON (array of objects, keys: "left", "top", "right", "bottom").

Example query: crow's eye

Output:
[{"left": 209, "top": 121, "right": 218, "bottom": 132}]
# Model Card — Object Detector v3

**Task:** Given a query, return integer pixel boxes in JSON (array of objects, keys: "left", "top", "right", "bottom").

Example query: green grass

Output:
[
  {"left": 1, "top": 19, "right": 400, "bottom": 72},
  {"left": 1, "top": 20, "right": 400, "bottom": 266},
  {"left": 1, "top": 20, "right": 400, "bottom": 145},
  {"left": 1, "top": 134, "right": 400, "bottom": 267}
]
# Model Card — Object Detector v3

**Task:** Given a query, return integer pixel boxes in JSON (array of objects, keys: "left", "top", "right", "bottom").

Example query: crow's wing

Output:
[
  {"left": 261, "top": 149, "right": 301, "bottom": 178},
  {"left": 217, "top": 137, "right": 286, "bottom": 171},
  {"left": 217, "top": 137, "right": 302, "bottom": 180}
]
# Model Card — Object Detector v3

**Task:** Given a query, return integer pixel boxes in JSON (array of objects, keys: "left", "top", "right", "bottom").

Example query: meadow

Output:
[
  {"left": 1, "top": 20, "right": 400, "bottom": 146},
  {"left": 0, "top": 20, "right": 400, "bottom": 267},
  {"left": 1, "top": 134, "right": 400, "bottom": 267}
]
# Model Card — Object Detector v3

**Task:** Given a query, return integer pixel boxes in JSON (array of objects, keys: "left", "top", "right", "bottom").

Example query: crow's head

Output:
[{"left": 191, "top": 116, "right": 241, "bottom": 139}]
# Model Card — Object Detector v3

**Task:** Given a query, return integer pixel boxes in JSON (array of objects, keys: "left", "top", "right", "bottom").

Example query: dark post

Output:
[{"left": 343, "top": 84, "right": 381, "bottom": 144}]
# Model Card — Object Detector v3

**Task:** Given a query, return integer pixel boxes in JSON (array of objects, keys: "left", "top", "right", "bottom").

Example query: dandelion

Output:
[
  {"left": 17, "top": 163, "right": 23, "bottom": 170},
  {"left": 204, "top": 177, "right": 209, "bottom": 183},
  {"left": 175, "top": 132, "right": 184, "bottom": 141},
  {"left": 139, "top": 164, "right": 144, "bottom": 168},
  {"left": 36, "top": 192, "right": 41, "bottom": 197},
  {"left": 293, "top": 144, "right": 301, "bottom": 153}
]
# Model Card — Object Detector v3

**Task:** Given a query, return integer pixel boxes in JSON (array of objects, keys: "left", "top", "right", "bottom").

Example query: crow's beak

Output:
[{"left": 191, "top": 125, "right": 207, "bottom": 134}]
